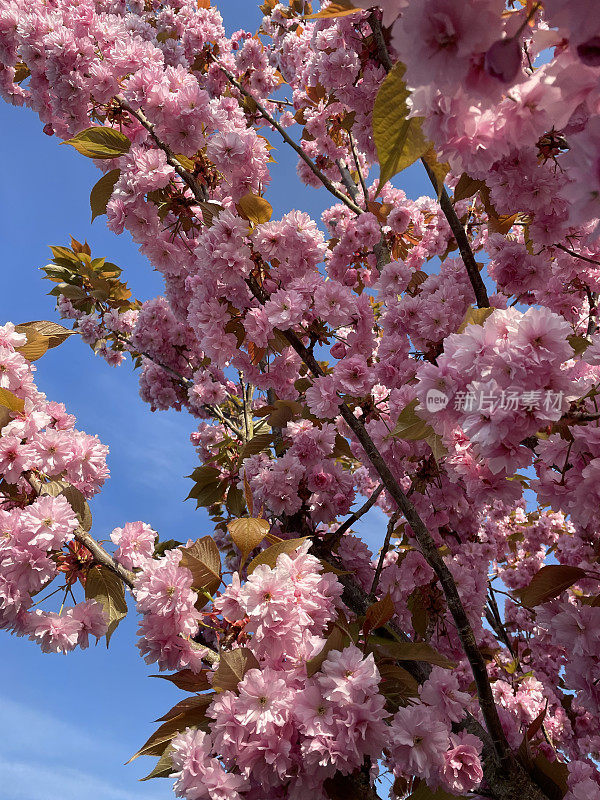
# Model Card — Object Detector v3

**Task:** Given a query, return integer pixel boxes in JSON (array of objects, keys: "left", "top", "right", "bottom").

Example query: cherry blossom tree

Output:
[{"left": 1, "top": 1, "right": 600, "bottom": 799}]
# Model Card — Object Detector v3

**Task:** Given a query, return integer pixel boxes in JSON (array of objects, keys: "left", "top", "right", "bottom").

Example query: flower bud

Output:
[
  {"left": 330, "top": 342, "right": 347, "bottom": 359},
  {"left": 577, "top": 36, "right": 600, "bottom": 67},
  {"left": 484, "top": 37, "right": 522, "bottom": 83}
]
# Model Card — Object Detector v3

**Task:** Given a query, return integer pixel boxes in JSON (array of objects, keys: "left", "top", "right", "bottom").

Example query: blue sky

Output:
[{"left": 0, "top": 4, "right": 432, "bottom": 798}]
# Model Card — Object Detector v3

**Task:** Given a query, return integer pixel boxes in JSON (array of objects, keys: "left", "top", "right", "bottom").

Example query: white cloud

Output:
[
  {"left": 0, "top": 697, "right": 168, "bottom": 800},
  {"left": 0, "top": 758, "right": 166, "bottom": 800}
]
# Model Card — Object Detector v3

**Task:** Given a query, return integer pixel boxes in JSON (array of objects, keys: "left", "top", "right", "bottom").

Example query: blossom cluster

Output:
[
  {"left": 2, "top": 0, "right": 600, "bottom": 797},
  {"left": 0, "top": 323, "right": 109, "bottom": 651}
]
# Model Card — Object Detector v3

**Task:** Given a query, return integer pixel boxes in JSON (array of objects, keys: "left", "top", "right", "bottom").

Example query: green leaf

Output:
[
  {"left": 235, "top": 193, "right": 273, "bottom": 225},
  {"left": 407, "top": 779, "right": 469, "bottom": 800},
  {"left": 0, "top": 406, "right": 10, "bottom": 432},
  {"left": 457, "top": 306, "right": 495, "bottom": 334},
  {"left": 139, "top": 745, "right": 175, "bottom": 781},
  {"left": 373, "top": 62, "right": 429, "bottom": 195},
  {"left": 453, "top": 173, "right": 486, "bottom": 203},
  {"left": 179, "top": 536, "right": 222, "bottom": 598},
  {"left": 238, "top": 433, "right": 273, "bottom": 461},
  {"left": 15, "top": 320, "right": 75, "bottom": 349},
  {"left": 225, "top": 484, "right": 246, "bottom": 517},
  {"left": 304, "top": 0, "right": 360, "bottom": 19},
  {"left": 378, "top": 663, "right": 420, "bottom": 709},
  {"left": 306, "top": 619, "right": 350, "bottom": 677},
  {"left": 424, "top": 429, "right": 447, "bottom": 462},
  {"left": 85, "top": 565, "right": 127, "bottom": 645},
  {"left": 568, "top": 334, "right": 591, "bottom": 357},
  {"left": 517, "top": 564, "right": 587, "bottom": 607},
  {"left": 90, "top": 169, "right": 120, "bottom": 222},
  {"left": 227, "top": 517, "right": 270, "bottom": 568},
  {"left": 408, "top": 587, "right": 429, "bottom": 639},
  {"left": 15, "top": 331, "right": 49, "bottom": 362},
  {"left": 0, "top": 387, "right": 25, "bottom": 414},
  {"left": 373, "top": 640, "right": 455, "bottom": 669},
  {"left": 64, "top": 127, "right": 131, "bottom": 159},
  {"left": 128, "top": 695, "right": 214, "bottom": 763},
  {"left": 363, "top": 592, "right": 395, "bottom": 638},
  {"left": 530, "top": 755, "right": 569, "bottom": 799},
  {"left": 155, "top": 694, "right": 215, "bottom": 723},
  {"left": 186, "top": 466, "right": 227, "bottom": 508},
  {"left": 391, "top": 399, "right": 430, "bottom": 441},
  {"left": 212, "top": 647, "right": 260, "bottom": 693},
  {"left": 38, "top": 480, "right": 70, "bottom": 498},
  {"left": 61, "top": 484, "right": 93, "bottom": 532},
  {"left": 153, "top": 539, "right": 182, "bottom": 558},
  {"left": 247, "top": 537, "right": 310, "bottom": 575},
  {"left": 150, "top": 670, "right": 212, "bottom": 693}
]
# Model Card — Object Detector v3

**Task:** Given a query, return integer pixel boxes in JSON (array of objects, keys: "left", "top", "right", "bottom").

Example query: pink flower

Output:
[
  {"left": 69, "top": 600, "right": 108, "bottom": 648},
  {"left": 30, "top": 429, "right": 72, "bottom": 476},
  {"left": 134, "top": 549, "right": 198, "bottom": 617},
  {"left": 111, "top": 520, "right": 157, "bottom": 570},
  {"left": 306, "top": 375, "right": 340, "bottom": 419},
  {"left": 419, "top": 666, "right": 472, "bottom": 723},
  {"left": 334, "top": 355, "right": 373, "bottom": 396},
  {"left": 442, "top": 732, "right": 484, "bottom": 794},
  {"left": 392, "top": 0, "right": 502, "bottom": 89},
  {"left": 26, "top": 610, "right": 81, "bottom": 654},
  {"left": 22, "top": 495, "right": 78, "bottom": 550},
  {"left": 0, "top": 436, "right": 34, "bottom": 484},
  {"left": 319, "top": 646, "right": 380, "bottom": 704},
  {"left": 171, "top": 728, "right": 248, "bottom": 800},
  {"left": 236, "top": 668, "right": 292, "bottom": 733},
  {"left": 484, "top": 37, "right": 523, "bottom": 83},
  {"left": 388, "top": 703, "right": 450, "bottom": 780}
]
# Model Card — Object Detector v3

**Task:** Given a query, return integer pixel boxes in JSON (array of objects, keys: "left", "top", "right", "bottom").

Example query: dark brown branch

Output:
[
  {"left": 349, "top": 130, "right": 369, "bottom": 208},
  {"left": 369, "top": 510, "right": 399, "bottom": 600},
  {"left": 118, "top": 97, "right": 208, "bottom": 204},
  {"left": 336, "top": 159, "right": 361, "bottom": 204},
  {"left": 366, "top": 15, "right": 490, "bottom": 309},
  {"left": 555, "top": 242, "right": 600, "bottom": 267},
  {"left": 584, "top": 285, "right": 598, "bottom": 337},
  {"left": 245, "top": 283, "right": 510, "bottom": 763},
  {"left": 73, "top": 528, "right": 136, "bottom": 587},
  {"left": 326, "top": 483, "right": 384, "bottom": 547},
  {"left": 420, "top": 158, "right": 490, "bottom": 309},
  {"left": 368, "top": 11, "right": 393, "bottom": 71}
]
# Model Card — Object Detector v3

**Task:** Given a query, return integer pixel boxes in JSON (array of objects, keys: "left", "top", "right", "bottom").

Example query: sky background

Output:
[{"left": 0, "top": 3, "right": 432, "bottom": 799}]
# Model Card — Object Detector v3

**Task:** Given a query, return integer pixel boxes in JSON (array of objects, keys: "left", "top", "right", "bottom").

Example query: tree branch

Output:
[
  {"left": 366, "top": 15, "right": 490, "bottom": 309},
  {"left": 245, "top": 277, "right": 510, "bottom": 763},
  {"left": 208, "top": 55, "right": 363, "bottom": 216},
  {"left": 326, "top": 483, "right": 384, "bottom": 548},
  {"left": 369, "top": 510, "right": 399, "bottom": 600},
  {"left": 118, "top": 97, "right": 209, "bottom": 204},
  {"left": 555, "top": 242, "right": 600, "bottom": 267},
  {"left": 421, "top": 158, "right": 490, "bottom": 308}
]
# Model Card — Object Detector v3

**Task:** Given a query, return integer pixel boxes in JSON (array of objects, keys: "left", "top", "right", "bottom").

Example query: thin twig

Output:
[
  {"left": 555, "top": 242, "right": 600, "bottom": 267},
  {"left": 326, "top": 483, "right": 384, "bottom": 547},
  {"left": 348, "top": 130, "right": 369, "bottom": 209},
  {"left": 369, "top": 510, "right": 400, "bottom": 600},
  {"left": 366, "top": 15, "right": 490, "bottom": 309},
  {"left": 246, "top": 275, "right": 510, "bottom": 764},
  {"left": 118, "top": 97, "right": 208, "bottom": 204}
]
